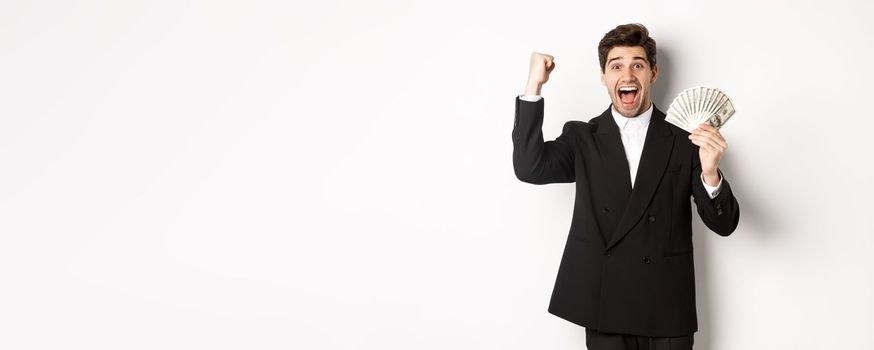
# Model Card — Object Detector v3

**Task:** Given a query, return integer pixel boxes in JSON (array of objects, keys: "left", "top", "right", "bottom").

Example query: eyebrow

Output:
[{"left": 607, "top": 56, "right": 649, "bottom": 64}]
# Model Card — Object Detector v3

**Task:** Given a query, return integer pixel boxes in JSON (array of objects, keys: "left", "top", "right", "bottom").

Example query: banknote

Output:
[{"left": 665, "top": 86, "right": 735, "bottom": 133}]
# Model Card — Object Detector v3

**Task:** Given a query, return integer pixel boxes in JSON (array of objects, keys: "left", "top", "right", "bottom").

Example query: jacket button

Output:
[
  {"left": 717, "top": 208, "right": 724, "bottom": 216},
  {"left": 715, "top": 203, "right": 722, "bottom": 209},
  {"left": 648, "top": 216, "right": 656, "bottom": 223},
  {"left": 601, "top": 207, "right": 610, "bottom": 214},
  {"left": 642, "top": 257, "right": 651, "bottom": 264},
  {"left": 604, "top": 250, "right": 612, "bottom": 256}
]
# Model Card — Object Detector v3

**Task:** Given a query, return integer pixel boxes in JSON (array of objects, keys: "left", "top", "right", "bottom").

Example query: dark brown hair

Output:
[{"left": 598, "top": 23, "right": 657, "bottom": 72}]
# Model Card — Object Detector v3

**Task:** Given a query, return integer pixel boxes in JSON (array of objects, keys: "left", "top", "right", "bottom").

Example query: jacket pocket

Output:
[
  {"left": 664, "top": 249, "right": 692, "bottom": 257},
  {"left": 664, "top": 229, "right": 693, "bottom": 257}
]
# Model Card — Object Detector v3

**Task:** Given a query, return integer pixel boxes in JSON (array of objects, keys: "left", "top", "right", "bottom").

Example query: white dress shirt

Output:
[
  {"left": 611, "top": 103, "right": 652, "bottom": 188},
  {"left": 519, "top": 95, "right": 722, "bottom": 199}
]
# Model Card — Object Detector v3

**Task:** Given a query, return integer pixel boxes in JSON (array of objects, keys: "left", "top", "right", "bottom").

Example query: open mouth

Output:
[{"left": 618, "top": 86, "right": 638, "bottom": 106}]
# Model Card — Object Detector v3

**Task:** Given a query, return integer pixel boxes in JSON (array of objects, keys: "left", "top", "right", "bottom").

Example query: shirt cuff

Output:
[
  {"left": 701, "top": 171, "right": 723, "bottom": 199},
  {"left": 519, "top": 95, "right": 542, "bottom": 102}
]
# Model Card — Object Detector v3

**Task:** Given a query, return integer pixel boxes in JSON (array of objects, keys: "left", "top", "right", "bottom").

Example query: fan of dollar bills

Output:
[{"left": 665, "top": 86, "right": 736, "bottom": 133}]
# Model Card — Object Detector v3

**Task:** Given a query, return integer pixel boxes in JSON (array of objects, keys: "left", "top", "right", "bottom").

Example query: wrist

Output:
[
  {"left": 524, "top": 81, "right": 543, "bottom": 96},
  {"left": 702, "top": 170, "right": 719, "bottom": 186}
]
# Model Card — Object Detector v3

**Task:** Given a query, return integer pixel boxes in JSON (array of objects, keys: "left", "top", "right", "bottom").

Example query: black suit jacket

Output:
[{"left": 512, "top": 96, "right": 740, "bottom": 337}]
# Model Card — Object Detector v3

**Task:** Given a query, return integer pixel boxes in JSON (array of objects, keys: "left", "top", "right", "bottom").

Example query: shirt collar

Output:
[{"left": 611, "top": 102, "right": 654, "bottom": 131}]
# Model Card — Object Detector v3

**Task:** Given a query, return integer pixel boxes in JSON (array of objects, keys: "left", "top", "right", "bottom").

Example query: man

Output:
[{"left": 512, "top": 23, "right": 740, "bottom": 350}]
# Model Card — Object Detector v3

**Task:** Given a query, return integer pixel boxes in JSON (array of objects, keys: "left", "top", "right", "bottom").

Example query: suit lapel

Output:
[
  {"left": 606, "top": 106, "right": 675, "bottom": 250},
  {"left": 592, "top": 106, "right": 631, "bottom": 246}
]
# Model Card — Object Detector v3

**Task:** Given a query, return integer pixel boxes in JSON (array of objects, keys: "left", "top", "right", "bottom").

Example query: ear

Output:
[
  {"left": 650, "top": 64, "right": 659, "bottom": 84},
  {"left": 600, "top": 69, "right": 606, "bottom": 86}
]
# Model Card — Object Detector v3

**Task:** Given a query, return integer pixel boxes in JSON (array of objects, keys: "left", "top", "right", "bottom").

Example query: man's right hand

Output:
[{"left": 525, "top": 52, "right": 555, "bottom": 96}]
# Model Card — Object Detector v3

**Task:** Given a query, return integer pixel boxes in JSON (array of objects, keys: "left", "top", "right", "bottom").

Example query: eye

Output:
[
  {"left": 633, "top": 63, "right": 643, "bottom": 69},
  {"left": 611, "top": 64, "right": 620, "bottom": 70}
]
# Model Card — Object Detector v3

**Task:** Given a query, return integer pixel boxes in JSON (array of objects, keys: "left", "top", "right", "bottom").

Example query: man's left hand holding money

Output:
[{"left": 688, "top": 124, "right": 727, "bottom": 186}]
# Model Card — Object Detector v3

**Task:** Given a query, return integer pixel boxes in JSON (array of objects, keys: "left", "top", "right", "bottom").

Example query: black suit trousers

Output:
[{"left": 586, "top": 328, "right": 694, "bottom": 350}]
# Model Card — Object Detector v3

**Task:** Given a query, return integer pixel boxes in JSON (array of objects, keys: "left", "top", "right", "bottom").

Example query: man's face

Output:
[{"left": 600, "top": 46, "right": 659, "bottom": 118}]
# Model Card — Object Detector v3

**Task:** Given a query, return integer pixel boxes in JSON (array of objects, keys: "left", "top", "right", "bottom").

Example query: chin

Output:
[{"left": 613, "top": 102, "right": 638, "bottom": 117}]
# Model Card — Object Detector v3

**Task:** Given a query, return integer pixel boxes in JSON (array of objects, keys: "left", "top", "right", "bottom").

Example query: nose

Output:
[{"left": 620, "top": 67, "right": 635, "bottom": 82}]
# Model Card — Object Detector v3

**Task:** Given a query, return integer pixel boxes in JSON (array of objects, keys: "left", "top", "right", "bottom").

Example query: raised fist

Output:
[{"left": 526, "top": 52, "right": 555, "bottom": 95}]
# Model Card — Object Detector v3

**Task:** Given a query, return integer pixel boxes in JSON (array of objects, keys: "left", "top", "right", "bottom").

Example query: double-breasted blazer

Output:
[{"left": 512, "top": 96, "right": 740, "bottom": 337}]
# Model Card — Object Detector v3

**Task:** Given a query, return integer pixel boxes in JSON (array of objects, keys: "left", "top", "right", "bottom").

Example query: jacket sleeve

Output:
[
  {"left": 691, "top": 154, "right": 740, "bottom": 236},
  {"left": 512, "top": 95, "right": 576, "bottom": 184}
]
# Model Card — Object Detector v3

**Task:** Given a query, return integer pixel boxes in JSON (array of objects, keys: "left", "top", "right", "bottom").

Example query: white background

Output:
[{"left": 1, "top": 0, "right": 872, "bottom": 349}]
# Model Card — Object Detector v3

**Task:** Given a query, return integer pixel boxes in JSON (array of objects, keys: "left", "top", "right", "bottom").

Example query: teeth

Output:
[{"left": 619, "top": 87, "right": 638, "bottom": 92}]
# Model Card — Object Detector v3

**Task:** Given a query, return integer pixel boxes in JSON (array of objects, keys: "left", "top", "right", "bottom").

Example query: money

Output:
[{"left": 665, "top": 86, "right": 736, "bottom": 133}]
